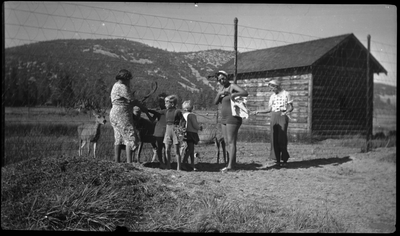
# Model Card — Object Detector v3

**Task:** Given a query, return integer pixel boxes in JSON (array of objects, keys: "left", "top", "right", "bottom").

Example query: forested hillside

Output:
[
  {"left": 4, "top": 38, "right": 235, "bottom": 109},
  {"left": 4, "top": 38, "right": 395, "bottom": 111}
]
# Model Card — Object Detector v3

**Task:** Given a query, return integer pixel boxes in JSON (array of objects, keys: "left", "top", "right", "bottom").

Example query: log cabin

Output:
[{"left": 216, "top": 34, "right": 387, "bottom": 139}]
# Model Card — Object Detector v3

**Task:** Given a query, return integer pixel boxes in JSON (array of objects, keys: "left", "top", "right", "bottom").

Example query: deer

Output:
[
  {"left": 77, "top": 109, "right": 107, "bottom": 158},
  {"left": 212, "top": 123, "right": 227, "bottom": 164},
  {"left": 190, "top": 112, "right": 227, "bottom": 165},
  {"left": 132, "top": 106, "right": 158, "bottom": 163},
  {"left": 118, "top": 81, "right": 159, "bottom": 163}
]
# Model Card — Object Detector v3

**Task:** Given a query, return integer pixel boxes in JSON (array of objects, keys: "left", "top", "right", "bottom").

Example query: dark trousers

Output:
[{"left": 269, "top": 111, "right": 290, "bottom": 163}]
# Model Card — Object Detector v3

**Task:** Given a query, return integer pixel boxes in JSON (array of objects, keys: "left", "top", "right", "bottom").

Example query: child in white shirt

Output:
[{"left": 181, "top": 100, "right": 202, "bottom": 171}]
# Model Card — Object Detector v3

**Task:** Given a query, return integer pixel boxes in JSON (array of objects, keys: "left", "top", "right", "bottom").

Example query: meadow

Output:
[
  {"left": 2, "top": 107, "right": 396, "bottom": 232},
  {"left": 3, "top": 106, "right": 396, "bottom": 166}
]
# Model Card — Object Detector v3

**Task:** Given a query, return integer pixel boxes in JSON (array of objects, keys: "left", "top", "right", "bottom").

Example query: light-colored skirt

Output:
[{"left": 110, "top": 105, "right": 140, "bottom": 150}]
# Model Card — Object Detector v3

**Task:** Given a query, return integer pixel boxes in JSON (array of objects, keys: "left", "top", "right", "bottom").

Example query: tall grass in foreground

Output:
[
  {"left": 1, "top": 155, "right": 350, "bottom": 232},
  {"left": 1, "top": 156, "right": 142, "bottom": 231},
  {"left": 144, "top": 196, "right": 348, "bottom": 233}
]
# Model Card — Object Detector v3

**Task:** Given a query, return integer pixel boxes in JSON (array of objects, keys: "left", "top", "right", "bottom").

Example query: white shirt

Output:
[{"left": 269, "top": 90, "right": 293, "bottom": 112}]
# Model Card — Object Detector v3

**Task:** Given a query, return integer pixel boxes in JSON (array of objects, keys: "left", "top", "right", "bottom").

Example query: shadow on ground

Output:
[
  {"left": 257, "top": 156, "right": 352, "bottom": 170},
  {"left": 142, "top": 162, "right": 228, "bottom": 172},
  {"left": 141, "top": 156, "right": 352, "bottom": 172}
]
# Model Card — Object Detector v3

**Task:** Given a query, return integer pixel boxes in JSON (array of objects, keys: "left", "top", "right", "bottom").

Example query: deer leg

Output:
[
  {"left": 136, "top": 142, "right": 144, "bottom": 163},
  {"left": 93, "top": 142, "right": 97, "bottom": 159},
  {"left": 87, "top": 140, "right": 91, "bottom": 156},
  {"left": 126, "top": 145, "right": 133, "bottom": 163},
  {"left": 151, "top": 141, "right": 157, "bottom": 162},
  {"left": 221, "top": 139, "right": 228, "bottom": 164},
  {"left": 215, "top": 137, "right": 220, "bottom": 164},
  {"left": 80, "top": 140, "right": 87, "bottom": 157},
  {"left": 78, "top": 140, "right": 82, "bottom": 156}
]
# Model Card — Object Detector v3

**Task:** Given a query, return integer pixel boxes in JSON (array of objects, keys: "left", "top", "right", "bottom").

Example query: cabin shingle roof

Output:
[{"left": 219, "top": 33, "right": 386, "bottom": 75}]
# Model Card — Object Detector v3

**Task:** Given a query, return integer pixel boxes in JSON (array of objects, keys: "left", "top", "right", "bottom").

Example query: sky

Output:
[{"left": 4, "top": 2, "right": 397, "bottom": 86}]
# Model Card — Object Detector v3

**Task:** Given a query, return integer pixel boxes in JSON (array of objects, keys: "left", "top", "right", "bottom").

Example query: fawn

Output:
[
  {"left": 78, "top": 110, "right": 107, "bottom": 158},
  {"left": 213, "top": 123, "right": 227, "bottom": 164}
]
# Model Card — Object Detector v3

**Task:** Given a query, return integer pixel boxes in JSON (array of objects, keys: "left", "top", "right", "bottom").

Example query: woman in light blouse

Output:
[
  {"left": 253, "top": 79, "right": 293, "bottom": 168},
  {"left": 110, "top": 69, "right": 142, "bottom": 163}
]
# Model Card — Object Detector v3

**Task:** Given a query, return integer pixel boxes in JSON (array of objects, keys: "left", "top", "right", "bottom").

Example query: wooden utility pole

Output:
[
  {"left": 366, "top": 35, "right": 373, "bottom": 152},
  {"left": 233, "top": 17, "right": 238, "bottom": 84}
]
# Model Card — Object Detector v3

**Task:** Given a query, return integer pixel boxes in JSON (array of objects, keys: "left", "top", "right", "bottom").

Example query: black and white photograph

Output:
[{"left": 2, "top": 2, "right": 396, "bottom": 233}]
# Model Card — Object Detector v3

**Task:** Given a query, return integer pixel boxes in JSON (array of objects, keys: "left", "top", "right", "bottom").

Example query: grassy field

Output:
[
  {"left": 3, "top": 106, "right": 397, "bottom": 166},
  {"left": 2, "top": 107, "right": 396, "bottom": 232},
  {"left": 373, "top": 110, "right": 397, "bottom": 134}
]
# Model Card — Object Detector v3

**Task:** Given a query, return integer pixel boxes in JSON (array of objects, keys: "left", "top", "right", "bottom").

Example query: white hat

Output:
[
  {"left": 267, "top": 79, "right": 281, "bottom": 87},
  {"left": 216, "top": 70, "right": 228, "bottom": 77}
]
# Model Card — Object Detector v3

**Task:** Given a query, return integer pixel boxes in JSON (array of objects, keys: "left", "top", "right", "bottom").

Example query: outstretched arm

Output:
[
  {"left": 252, "top": 106, "right": 272, "bottom": 115},
  {"left": 143, "top": 109, "right": 158, "bottom": 123}
]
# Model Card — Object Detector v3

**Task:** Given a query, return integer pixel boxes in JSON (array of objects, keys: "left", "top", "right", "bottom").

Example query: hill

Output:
[
  {"left": 4, "top": 38, "right": 396, "bottom": 112},
  {"left": 4, "top": 39, "right": 235, "bottom": 109}
]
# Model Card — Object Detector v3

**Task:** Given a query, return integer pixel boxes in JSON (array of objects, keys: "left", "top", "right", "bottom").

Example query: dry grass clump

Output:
[
  {"left": 189, "top": 197, "right": 285, "bottom": 233},
  {"left": 1, "top": 155, "right": 173, "bottom": 231},
  {"left": 286, "top": 205, "right": 348, "bottom": 233},
  {"left": 140, "top": 193, "right": 349, "bottom": 233}
]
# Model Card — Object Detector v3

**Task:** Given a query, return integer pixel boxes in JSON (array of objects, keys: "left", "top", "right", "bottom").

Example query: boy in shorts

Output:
[{"left": 162, "top": 95, "right": 183, "bottom": 170}]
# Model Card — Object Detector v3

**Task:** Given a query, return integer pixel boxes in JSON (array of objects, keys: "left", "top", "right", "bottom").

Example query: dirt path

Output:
[{"left": 140, "top": 144, "right": 396, "bottom": 233}]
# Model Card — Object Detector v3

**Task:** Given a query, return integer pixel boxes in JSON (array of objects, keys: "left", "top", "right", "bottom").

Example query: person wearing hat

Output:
[
  {"left": 110, "top": 69, "right": 141, "bottom": 163},
  {"left": 253, "top": 79, "right": 294, "bottom": 168},
  {"left": 213, "top": 70, "right": 248, "bottom": 172}
]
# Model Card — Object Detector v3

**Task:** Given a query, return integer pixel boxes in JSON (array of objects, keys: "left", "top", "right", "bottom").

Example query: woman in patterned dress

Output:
[
  {"left": 110, "top": 69, "right": 140, "bottom": 163},
  {"left": 253, "top": 79, "right": 294, "bottom": 168}
]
